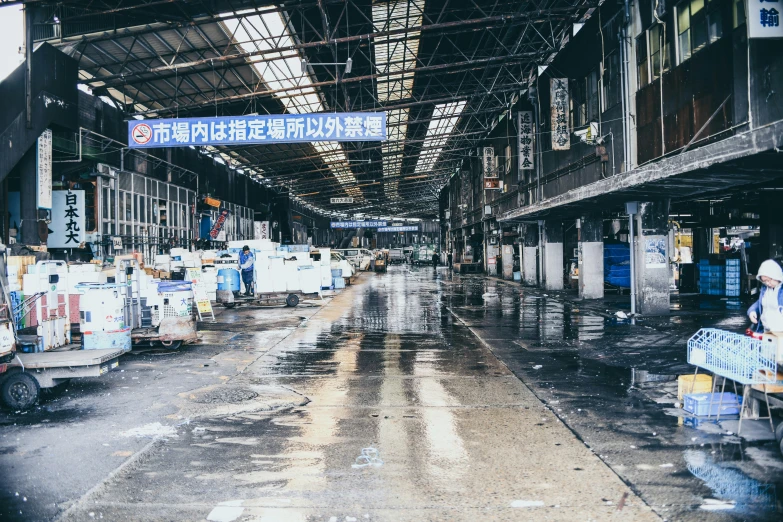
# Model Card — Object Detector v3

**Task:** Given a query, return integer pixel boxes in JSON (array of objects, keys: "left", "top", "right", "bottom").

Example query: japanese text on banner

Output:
[{"left": 129, "top": 113, "right": 387, "bottom": 148}]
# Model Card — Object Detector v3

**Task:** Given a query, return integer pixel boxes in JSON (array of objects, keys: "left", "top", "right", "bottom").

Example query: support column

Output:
[
  {"left": 634, "top": 200, "right": 670, "bottom": 315},
  {"left": 578, "top": 214, "right": 604, "bottom": 299},
  {"left": 759, "top": 193, "right": 783, "bottom": 268},
  {"left": 19, "top": 146, "right": 41, "bottom": 245},
  {"left": 543, "top": 220, "right": 564, "bottom": 290},
  {"left": 522, "top": 224, "right": 538, "bottom": 285}
]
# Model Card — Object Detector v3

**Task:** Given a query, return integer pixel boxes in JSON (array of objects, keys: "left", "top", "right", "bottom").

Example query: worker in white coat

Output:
[{"left": 748, "top": 259, "right": 783, "bottom": 333}]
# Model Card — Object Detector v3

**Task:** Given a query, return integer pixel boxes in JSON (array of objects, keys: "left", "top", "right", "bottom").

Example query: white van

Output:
[{"left": 334, "top": 248, "right": 373, "bottom": 269}]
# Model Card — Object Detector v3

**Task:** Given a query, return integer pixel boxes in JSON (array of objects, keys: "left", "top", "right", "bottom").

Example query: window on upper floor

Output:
[
  {"left": 571, "top": 69, "right": 601, "bottom": 128},
  {"left": 602, "top": 51, "right": 621, "bottom": 109},
  {"left": 636, "top": 21, "right": 672, "bottom": 90},
  {"left": 637, "top": 34, "right": 650, "bottom": 88},
  {"left": 677, "top": 0, "right": 723, "bottom": 63},
  {"left": 649, "top": 23, "right": 672, "bottom": 80}
]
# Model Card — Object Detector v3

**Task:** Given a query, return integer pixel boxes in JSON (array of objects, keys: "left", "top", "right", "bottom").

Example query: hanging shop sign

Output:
[
  {"left": 517, "top": 111, "right": 534, "bottom": 171},
  {"left": 377, "top": 226, "right": 418, "bottom": 232},
  {"left": 482, "top": 147, "right": 496, "bottom": 178},
  {"left": 209, "top": 208, "right": 230, "bottom": 240},
  {"left": 748, "top": 0, "right": 783, "bottom": 38},
  {"left": 37, "top": 129, "right": 53, "bottom": 210},
  {"left": 255, "top": 220, "right": 270, "bottom": 240},
  {"left": 48, "top": 190, "right": 85, "bottom": 248},
  {"left": 128, "top": 113, "right": 387, "bottom": 148},
  {"left": 330, "top": 220, "right": 387, "bottom": 228},
  {"left": 483, "top": 178, "right": 501, "bottom": 190},
  {"left": 550, "top": 78, "right": 570, "bottom": 150},
  {"left": 330, "top": 197, "right": 354, "bottom": 204}
]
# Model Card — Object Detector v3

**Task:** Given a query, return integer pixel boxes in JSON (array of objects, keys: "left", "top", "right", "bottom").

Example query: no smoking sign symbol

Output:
[{"left": 131, "top": 123, "right": 152, "bottom": 145}]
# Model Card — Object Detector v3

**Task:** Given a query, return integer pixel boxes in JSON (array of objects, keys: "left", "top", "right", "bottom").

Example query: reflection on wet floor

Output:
[{"left": 443, "top": 271, "right": 783, "bottom": 520}]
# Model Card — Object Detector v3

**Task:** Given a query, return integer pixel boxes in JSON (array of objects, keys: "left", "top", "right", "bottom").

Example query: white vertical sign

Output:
[
  {"left": 37, "top": 129, "right": 53, "bottom": 210},
  {"left": 482, "top": 147, "right": 496, "bottom": 178},
  {"left": 550, "top": 78, "right": 570, "bottom": 150},
  {"left": 517, "top": 111, "right": 534, "bottom": 170},
  {"left": 258, "top": 221, "right": 270, "bottom": 239},
  {"left": 748, "top": 0, "right": 783, "bottom": 38},
  {"left": 47, "top": 190, "right": 85, "bottom": 248}
]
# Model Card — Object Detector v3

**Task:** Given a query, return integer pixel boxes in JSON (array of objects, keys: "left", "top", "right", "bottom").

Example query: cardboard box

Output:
[
  {"left": 752, "top": 370, "right": 783, "bottom": 394},
  {"left": 761, "top": 332, "right": 783, "bottom": 364}
]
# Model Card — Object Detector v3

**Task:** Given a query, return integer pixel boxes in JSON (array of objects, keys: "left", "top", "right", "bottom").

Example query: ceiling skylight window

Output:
[
  {"left": 413, "top": 101, "right": 466, "bottom": 175},
  {"left": 372, "top": 0, "right": 424, "bottom": 200},
  {"left": 222, "top": 10, "right": 360, "bottom": 198}
]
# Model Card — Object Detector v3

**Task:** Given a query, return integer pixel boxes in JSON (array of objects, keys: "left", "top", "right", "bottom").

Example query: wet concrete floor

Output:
[{"left": 1, "top": 266, "right": 781, "bottom": 520}]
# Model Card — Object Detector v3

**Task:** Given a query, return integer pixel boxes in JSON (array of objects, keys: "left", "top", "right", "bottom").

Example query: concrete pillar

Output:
[
  {"left": 543, "top": 220, "right": 563, "bottom": 290},
  {"left": 578, "top": 214, "right": 604, "bottom": 299},
  {"left": 522, "top": 224, "right": 538, "bottom": 285},
  {"left": 759, "top": 193, "right": 783, "bottom": 267},
  {"left": 19, "top": 146, "right": 41, "bottom": 245},
  {"left": 634, "top": 200, "right": 670, "bottom": 315}
]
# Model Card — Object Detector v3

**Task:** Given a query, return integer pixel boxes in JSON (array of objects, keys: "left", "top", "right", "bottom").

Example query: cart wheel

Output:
[
  {"left": 775, "top": 420, "right": 783, "bottom": 444},
  {"left": 1, "top": 371, "right": 40, "bottom": 411},
  {"left": 159, "top": 340, "right": 183, "bottom": 350},
  {"left": 223, "top": 302, "right": 236, "bottom": 309},
  {"left": 285, "top": 294, "right": 299, "bottom": 307}
]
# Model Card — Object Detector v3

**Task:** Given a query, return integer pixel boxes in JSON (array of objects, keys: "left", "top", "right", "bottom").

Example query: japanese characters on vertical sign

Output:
[
  {"left": 748, "top": 0, "right": 783, "bottom": 38},
  {"left": 259, "top": 221, "right": 270, "bottom": 239},
  {"left": 37, "top": 129, "right": 52, "bottom": 210},
  {"left": 550, "top": 78, "right": 571, "bottom": 150},
  {"left": 128, "top": 113, "right": 387, "bottom": 148},
  {"left": 482, "top": 147, "right": 496, "bottom": 178},
  {"left": 517, "top": 111, "right": 534, "bottom": 171},
  {"left": 209, "top": 208, "right": 230, "bottom": 240},
  {"left": 48, "top": 190, "right": 85, "bottom": 248}
]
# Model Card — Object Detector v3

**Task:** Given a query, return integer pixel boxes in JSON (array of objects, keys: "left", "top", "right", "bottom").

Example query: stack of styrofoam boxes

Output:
[
  {"left": 68, "top": 263, "right": 108, "bottom": 326},
  {"left": 252, "top": 241, "right": 279, "bottom": 295},
  {"left": 725, "top": 259, "right": 741, "bottom": 297},
  {"left": 698, "top": 259, "right": 726, "bottom": 296},
  {"left": 201, "top": 265, "right": 218, "bottom": 302},
  {"left": 318, "top": 248, "right": 333, "bottom": 289},
  {"left": 153, "top": 254, "right": 172, "bottom": 272},
  {"left": 22, "top": 262, "right": 69, "bottom": 341}
]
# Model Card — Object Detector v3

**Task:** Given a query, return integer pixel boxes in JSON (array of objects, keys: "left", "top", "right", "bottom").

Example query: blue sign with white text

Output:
[
  {"left": 377, "top": 226, "right": 418, "bottom": 232},
  {"left": 330, "top": 221, "right": 387, "bottom": 229},
  {"left": 128, "top": 113, "right": 387, "bottom": 148}
]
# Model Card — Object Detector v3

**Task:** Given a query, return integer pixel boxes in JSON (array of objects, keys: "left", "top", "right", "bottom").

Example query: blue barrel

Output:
[{"left": 217, "top": 269, "right": 241, "bottom": 292}]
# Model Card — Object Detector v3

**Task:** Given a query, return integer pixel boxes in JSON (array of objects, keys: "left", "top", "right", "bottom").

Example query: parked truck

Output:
[
  {"left": 412, "top": 245, "right": 436, "bottom": 265},
  {"left": 389, "top": 248, "right": 406, "bottom": 264}
]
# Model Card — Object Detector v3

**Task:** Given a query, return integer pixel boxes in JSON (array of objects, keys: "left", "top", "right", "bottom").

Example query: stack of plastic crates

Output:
[
  {"left": 699, "top": 259, "right": 726, "bottom": 296},
  {"left": 725, "top": 259, "right": 741, "bottom": 297},
  {"left": 687, "top": 329, "right": 776, "bottom": 385}
]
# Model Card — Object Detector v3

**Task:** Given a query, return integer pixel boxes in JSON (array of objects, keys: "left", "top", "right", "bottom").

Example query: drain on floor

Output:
[{"left": 190, "top": 387, "right": 259, "bottom": 404}]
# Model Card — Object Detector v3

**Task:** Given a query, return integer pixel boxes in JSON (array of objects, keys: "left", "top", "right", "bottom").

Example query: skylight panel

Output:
[
  {"left": 414, "top": 101, "right": 466, "bottom": 175},
  {"left": 222, "top": 10, "right": 359, "bottom": 197},
  {"left": 372, "top": 0, "right": 424, "bottom": 201}
]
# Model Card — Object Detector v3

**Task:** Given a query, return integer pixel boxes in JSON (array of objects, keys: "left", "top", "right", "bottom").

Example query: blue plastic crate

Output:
[
  {"left": 683, "top": 392, "right": 742, "bottom": 416},
  {"left": 726, "top": 259, "right": 740, "bottom": 266}
]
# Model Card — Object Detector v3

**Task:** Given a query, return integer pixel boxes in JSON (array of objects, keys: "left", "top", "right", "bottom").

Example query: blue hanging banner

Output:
[
  {"left": 128, "top": 112, "right": 387, "bottom": 148},
  {"left": 377, "top": 226, "right": 418, "bottom": 232},
  {"left": 330, "top": 220, "right": 387, "bottom": 229}
]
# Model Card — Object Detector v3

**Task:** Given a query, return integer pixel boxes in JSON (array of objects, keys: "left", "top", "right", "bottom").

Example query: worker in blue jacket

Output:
[
  {"left": 239, "top": 245, "right": 255, "bottom": 296},
  {"left": 748, "top": 259, "right": 783, "bottom": 333}
]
